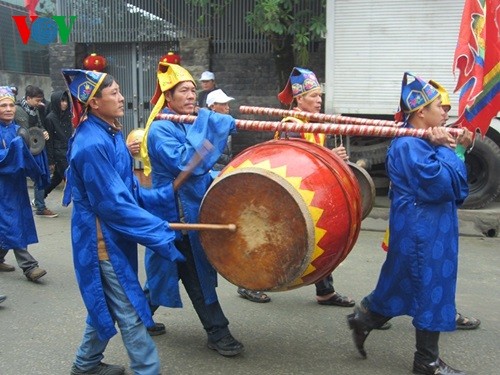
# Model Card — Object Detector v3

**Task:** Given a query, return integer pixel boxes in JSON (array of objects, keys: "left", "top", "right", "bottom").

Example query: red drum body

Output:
[{"left": 199, "top": 139, "right": 362, "bottom": 291}]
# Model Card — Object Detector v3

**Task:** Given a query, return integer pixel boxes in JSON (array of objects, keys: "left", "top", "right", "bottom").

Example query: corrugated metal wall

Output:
[
  {"left": 330, "top": 0, "right": 462, "bottom": 116},
  {"left": 59, "top": 1, "right": 206, "bottom": 42}
]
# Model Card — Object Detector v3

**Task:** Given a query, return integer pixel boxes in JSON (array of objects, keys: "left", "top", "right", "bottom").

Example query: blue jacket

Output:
[
  {"left": 65, "top": 114, "right": 184, "bottom": 340},
  {"left": 145, "top": 108, "right": 236, "bottom": 307},
  {"left": 0, "top": 121, "right": 41, "bottom": 250},
  {"left": 368, "top": 124, "right": 468, "bottom": 331}
]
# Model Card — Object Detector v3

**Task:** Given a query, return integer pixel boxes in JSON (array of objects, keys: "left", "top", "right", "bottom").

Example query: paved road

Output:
[{"left": 1, "top": 188, "right": 499, "bottom": 375}]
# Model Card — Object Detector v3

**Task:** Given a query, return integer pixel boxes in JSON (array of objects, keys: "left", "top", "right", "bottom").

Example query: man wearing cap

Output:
[
  {"left": 239, "top": 67, "right": 353, "bottom": 307},
  {"left": 381, "top": 81, "right": 480, "bottom": 331},
  {"left": 0, "top": 86, "right": 48, "bottom": 282},
  {"left": 347, "top": 72, "right": 470, "bottom": 375},
  {"left": 140, "top": 62, "right": 244, "bottom": 357},
  {"left": 206, "top": 89, "right": 235, "bottom": 171},
  {"left": 428, "top": 80, "right": 480, "bottom": 331},
  {"left": 197, "top": 70, "right": 217, "bottom": 109},
  {"left": 62, "top": 69, "right": 185, "bottom": 375}
]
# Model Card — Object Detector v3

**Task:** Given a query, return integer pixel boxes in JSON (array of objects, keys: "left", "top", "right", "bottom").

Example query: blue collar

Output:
[{"left": 87, "top": 113, "right": 122, "bottom": 136}]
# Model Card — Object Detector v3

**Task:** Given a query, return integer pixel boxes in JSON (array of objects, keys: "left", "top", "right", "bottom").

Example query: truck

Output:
[{"left": 324, "top": 0, "right": 500, "bottom": 209}]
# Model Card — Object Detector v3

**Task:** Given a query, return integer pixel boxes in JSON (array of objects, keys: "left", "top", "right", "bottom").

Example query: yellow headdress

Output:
[
  {"left": 428, "top": 80, "right": 451, "bottom": 108},
  {"left": 140, "top": 62, "right": 195, "bottom": 175}
]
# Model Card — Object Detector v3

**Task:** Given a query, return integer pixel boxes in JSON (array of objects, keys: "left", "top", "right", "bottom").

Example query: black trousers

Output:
[
  {"left": 44, "top": 160, "right": 68, "bottom": 197},
  {"left": 147, "top": 235, "right": 230, "bottom": 343}
]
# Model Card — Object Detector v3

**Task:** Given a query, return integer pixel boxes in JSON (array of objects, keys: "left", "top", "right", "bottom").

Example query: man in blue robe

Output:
[
  {"left": 62, "top": 70, "right": 185, "bottom": 375},
  {"left": 0, "top": 85, "right": 47, "bottom": 282},
  {"left": 140, "top": 62, "right": 244, "bottom": 356},
  {"left": 347, "top": 73, "right": 470, "bottom": 375}
]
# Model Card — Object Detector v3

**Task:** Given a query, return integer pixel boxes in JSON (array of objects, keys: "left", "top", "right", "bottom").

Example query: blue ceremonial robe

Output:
[
  {"left": 65, "top": 114, "right": 183, "bottom": 340},
  {"left": 367, "top": 125, "right": 469, "bottom": 331},
  {"left": 145, "top": 108, "right": 236, "bottom": 307},
  {"left": 0, "top": 121, "right": 41, "bottom": 250}
]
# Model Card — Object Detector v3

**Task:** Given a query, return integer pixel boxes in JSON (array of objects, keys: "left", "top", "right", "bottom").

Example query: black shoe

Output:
[
  {"left": 207, "top": 334, "right": 244, "bottom": 357},
  {"left": 347, "top": 312, "right": 370, "bottom": 359},
  {"left": 413, "top": 358, "right": 467, "bottom": 375},
  {"left": 147, "top": 322, "right": 166, "bottom": 336},
  {"left": 70, "top": 362, "right": 125, "bottom": 374}
]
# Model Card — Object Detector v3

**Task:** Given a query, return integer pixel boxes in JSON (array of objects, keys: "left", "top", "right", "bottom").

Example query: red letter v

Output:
[{"left": 12, "top": 16, "right": 38, "bottom": 44}]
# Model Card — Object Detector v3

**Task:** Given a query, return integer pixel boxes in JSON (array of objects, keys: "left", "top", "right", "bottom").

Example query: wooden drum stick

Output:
[{"left": 169, "top": 223, "right": 237, "bottom": 232}]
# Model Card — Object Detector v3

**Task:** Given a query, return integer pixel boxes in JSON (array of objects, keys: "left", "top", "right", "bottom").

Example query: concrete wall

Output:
[{"left": 0, "top": 71, "right": 52, "bottom": 101}]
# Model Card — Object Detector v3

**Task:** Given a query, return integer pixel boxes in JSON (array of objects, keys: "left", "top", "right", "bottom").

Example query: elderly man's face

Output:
[
  {"left": 211, "top": 102, "right": 230, "bottom": 114},
  {"left": 296, "top": 88, "right": 323, "bottom": 114},
  {"left": 166, "top": 81, "right": 197, "bottom": 115},
  {"left": 200, "top": 80, "right": 215, "bottom": 91},
  {"left": 0, "top": 98, "right": 16, "bottom": 123}
]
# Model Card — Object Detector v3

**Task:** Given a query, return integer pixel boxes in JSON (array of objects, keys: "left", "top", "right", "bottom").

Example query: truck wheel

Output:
[
  {"left": 349, "top": 137, "right": 391, "bottom": 166},
  {"left": 462, "top": 135, "right": 500, "bottom": 209}
]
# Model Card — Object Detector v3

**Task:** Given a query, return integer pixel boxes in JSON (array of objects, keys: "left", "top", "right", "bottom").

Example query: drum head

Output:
[
  {"left": 348, "top": 162, "right": 375, "bottom": 220},
  {"left": 199, "top": 167, "right": 315, "bottom": 291},
  {"left": 28, "top": 127, "right": 46, "bottom": 156}
]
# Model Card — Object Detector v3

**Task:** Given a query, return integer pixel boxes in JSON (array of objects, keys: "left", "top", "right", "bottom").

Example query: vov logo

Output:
[{"left": 12, "top": 16, "right": 77, "bottom": 45}]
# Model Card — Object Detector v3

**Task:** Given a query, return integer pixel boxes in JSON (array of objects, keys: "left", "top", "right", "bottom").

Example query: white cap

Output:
[
  {"left": 199, "top": 71, "right": 215, "bottom": 81},
  {"left": 206, "top": 89, "right": 235, "bottom": 107}
]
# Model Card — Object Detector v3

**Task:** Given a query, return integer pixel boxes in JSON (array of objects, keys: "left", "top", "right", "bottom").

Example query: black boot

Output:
[
  {"left": 346, "top": 299, "right": 391, "bottom": 359},
  {"left": 413, "top": 329, "right": 466, "bottom": 374}
]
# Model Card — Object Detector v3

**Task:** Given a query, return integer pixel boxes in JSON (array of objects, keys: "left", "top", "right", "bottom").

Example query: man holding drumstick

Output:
[{"left": 140, "top": 62, "right": 244, "bottom": 357}]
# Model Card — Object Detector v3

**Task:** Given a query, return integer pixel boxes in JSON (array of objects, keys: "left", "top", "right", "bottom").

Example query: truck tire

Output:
[
  {"left": 462, "top": 135, "right": 500, "bottom": 209},
  {"left": 349, "top": 137, "right": 391, "bottom": 166}
]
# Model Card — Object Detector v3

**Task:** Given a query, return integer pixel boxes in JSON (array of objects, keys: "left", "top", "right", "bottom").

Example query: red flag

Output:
[
  {"left": 24, "top": 0, "right": 40, "bottom": 17},
  {"left": 453, "top": 0, "right": 500, "bottom": 135}
]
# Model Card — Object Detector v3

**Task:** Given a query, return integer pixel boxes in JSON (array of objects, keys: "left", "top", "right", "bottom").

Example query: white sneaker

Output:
[{"left": 31, "top": 199, "right": 36, "bottom": 209}]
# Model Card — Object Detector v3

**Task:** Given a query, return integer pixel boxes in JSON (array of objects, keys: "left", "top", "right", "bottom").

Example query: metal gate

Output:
[{"left": 92, "top": 42, "right": 177, "bottom": 136}]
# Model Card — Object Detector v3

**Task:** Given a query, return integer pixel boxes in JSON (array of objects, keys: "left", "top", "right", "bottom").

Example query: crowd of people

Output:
[{"left": 0, "top": 63, "right": 479, "bottom": 374}]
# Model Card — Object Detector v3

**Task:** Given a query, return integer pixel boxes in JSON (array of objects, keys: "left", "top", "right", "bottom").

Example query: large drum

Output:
[{"left": 199, "top": 139, "right": 362, "bottom": 291}]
